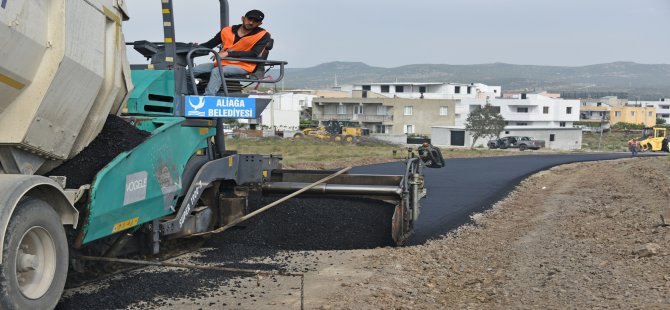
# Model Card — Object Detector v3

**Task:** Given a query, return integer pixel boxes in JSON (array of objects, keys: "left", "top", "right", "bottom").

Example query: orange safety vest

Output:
[{"left": 215, "top": 26, "right": 268, "bottom": 73}]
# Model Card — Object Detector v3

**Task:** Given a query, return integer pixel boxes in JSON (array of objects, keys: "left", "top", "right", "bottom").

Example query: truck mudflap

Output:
[
  {"left": 261, "top": 157, "right": 425, "bottom": 245},
  {"left": 0, "top": 175, "right": 79, "bottom": 262}
]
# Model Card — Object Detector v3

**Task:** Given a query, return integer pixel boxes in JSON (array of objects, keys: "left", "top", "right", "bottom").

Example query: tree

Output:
[
  {"left": 656, "top": 118, "right": 666, "bottom": 125},
  {"left": 464, "top": 104, "right": 506, "bottom": 148}
]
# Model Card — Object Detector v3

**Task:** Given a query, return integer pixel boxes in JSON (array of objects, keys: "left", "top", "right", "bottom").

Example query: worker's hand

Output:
[{"left": 210, "top": 51, "right": 228, "bottom": 60}]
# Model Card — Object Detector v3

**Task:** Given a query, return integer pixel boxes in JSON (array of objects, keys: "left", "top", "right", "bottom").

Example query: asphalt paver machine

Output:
[{"left": 0, "top": 0, "right": 441, "bottom": 308}]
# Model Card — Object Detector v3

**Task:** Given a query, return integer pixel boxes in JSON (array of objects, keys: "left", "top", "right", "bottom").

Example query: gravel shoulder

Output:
[
  {"left": 62, "top": 156, "right": 670, "bottom": 309},
  {"left": 326, "top": 156, "right": 670, "bottom": 309}
]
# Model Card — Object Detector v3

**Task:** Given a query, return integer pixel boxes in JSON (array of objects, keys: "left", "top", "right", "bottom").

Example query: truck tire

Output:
[
  {"left": 293, "top": 133, "right": 304, "bottom": 139},
  {"left": 344, "top": 135, "right": 355, "bottom": 142},
  {"left": 519, "top": 144, "right": 528, "bottom": 151},
  {"left": 0, "top": 198, "right": 68, "bottom": 310}
]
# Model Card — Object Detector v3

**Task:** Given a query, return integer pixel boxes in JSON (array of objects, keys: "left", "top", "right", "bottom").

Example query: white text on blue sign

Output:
[{"left": 184, "top": 96, "right": 256, "bottom": 118}]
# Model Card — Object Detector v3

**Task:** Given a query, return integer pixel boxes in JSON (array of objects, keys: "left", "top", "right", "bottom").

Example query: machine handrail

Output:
[{"left": 186, "top": 47, "right": 287, "bottom": 96}]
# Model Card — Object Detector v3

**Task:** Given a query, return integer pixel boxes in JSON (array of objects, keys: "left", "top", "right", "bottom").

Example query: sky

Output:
[{"left": 122, "top": 0, "right": 670, "bottom": 68}]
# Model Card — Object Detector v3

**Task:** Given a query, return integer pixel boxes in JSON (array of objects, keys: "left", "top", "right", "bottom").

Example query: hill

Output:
[{"left": 272, "top": 61, "right": 670, "bottom": 100}]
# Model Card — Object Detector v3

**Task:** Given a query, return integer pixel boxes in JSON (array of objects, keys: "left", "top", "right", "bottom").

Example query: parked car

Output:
[{"left": 488, "top": 136, "right": 545, "bottom": 151}]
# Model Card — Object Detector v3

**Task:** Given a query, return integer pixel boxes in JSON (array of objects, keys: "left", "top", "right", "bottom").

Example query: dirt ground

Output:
[
  {"left": 324, "top": 156, "right": 670, "bottom": 309},
  {"left": 64, "top": 156, "right": 670, "bottom": 309}
]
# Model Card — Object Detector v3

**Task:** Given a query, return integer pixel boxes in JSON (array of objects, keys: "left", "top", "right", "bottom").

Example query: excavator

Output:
[{"left": 0, "top": 1, "right": 442, "bottom": 308}]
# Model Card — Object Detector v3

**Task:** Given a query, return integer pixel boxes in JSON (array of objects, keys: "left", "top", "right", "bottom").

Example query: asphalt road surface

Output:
[{"left": 352, "top": 152, "right": 662, "bottom": 245}]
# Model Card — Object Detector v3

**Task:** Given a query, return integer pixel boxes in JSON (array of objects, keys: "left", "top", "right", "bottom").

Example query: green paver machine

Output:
[{"left": 0, "top": 1, "right": 441, "bottom": 308}]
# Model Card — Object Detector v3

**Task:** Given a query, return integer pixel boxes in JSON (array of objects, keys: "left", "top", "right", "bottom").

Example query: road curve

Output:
[{"left": 352, "top": 152, "right": 663, "bottom": 245}]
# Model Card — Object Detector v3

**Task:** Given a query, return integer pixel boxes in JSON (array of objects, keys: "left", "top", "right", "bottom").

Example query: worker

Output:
[
  {"left": 189, "top": 9, "right": 271, "bottom": 96},
  {"left": 629, "top": 138, "right": 639, "bottom": 157}
]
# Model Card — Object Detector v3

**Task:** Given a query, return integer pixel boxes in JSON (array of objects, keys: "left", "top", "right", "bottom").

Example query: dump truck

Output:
[{"left": 0, "top": 1, "right": 440, "bottom": 308}]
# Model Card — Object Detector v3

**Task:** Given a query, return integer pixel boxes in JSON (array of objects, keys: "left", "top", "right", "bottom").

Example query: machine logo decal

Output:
[
  {"left": 112, "top": 217, "right": 139, "bottom": 233},
  {"left": 179, "top": 180, "right": 204, "bottom": 228},
  {"left": 187, "top": 96, "right": 206, "bottom": 116},
  {"left": 184, "top": 96, "right": 256, "bottom": 118},
  {"left": 123, "top": 171, "right": 148, "bottom": 206}
]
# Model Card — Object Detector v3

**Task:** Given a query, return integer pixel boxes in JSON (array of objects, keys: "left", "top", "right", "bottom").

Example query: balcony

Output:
[
  {"left": 352, "top": 114, "right": 393, "bottom": 122},
  {"left": 314, "top": 114, "right": 393, "bottom": 122}
]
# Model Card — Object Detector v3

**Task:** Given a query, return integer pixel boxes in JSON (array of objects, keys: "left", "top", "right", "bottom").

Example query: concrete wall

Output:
[
  {"left": 431, "top": 126, "right": 583, "bottom": 150},
  {"left": 389, "top": 98, "right": 455, "bottom": 135},
  {"left": 370, "top": 134, "right": 406, "bottom": 145}
]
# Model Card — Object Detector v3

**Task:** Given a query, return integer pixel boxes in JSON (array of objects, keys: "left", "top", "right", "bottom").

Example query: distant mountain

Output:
[{"left": 271, "top": 61, "right": 670, "bottom": 100}]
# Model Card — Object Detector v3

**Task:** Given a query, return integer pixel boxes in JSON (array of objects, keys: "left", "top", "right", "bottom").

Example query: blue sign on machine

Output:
[{"left": 184, "top": 96, "right": 256, "bottom": 118}]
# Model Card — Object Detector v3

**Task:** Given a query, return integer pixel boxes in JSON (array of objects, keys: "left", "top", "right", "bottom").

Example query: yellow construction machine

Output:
[
  {"left": 293, "top": 122, "right": 369, "bottom": 142},
  {"left": 633, "top": 127, "right": 669, "bottom": 152}
]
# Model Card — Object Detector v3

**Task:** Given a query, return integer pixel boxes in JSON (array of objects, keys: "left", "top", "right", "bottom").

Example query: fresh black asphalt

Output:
[{"left": 352, "top": 152, "right": 664, "bottom": 245}]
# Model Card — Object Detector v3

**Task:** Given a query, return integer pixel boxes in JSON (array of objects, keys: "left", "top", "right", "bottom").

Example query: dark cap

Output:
[{"left": 245, "top": 9, "right": 264, "bottom": 22}]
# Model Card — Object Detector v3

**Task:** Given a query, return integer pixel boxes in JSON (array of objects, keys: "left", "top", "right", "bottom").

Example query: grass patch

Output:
[
  {"left": 225, "top": 136, "right": 518, "bottom": 169},
  {"left": 581, "top": 131, "right": 639, "bottom": 152}
]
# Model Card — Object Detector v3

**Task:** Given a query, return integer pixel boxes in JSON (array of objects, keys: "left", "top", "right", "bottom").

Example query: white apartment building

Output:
[
  {"left": 432, "top": 93, "right": 583, "bottom": 150},
  {"left": 629, "top": 98, "right": 670, "bottom": 123},
  {"left": 253, "top": 92, "right": 316, "bottom": 130},
  {"left": 338, "top": 82, "right": 502, "bottom": 100}
]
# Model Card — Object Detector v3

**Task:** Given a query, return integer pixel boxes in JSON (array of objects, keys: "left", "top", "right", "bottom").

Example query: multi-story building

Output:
[
  {"left": 315, "top": 82, "right": 582, "bottom": 149},
  {"left": 312, "top": 91, "right": 456, "bottom": 135},
  {"left": 578, "top": 96, "right": 658, "bottom": 128},
  {"left": 252, "top": 92, "right": 316, "bottom": 130},
  {"left": 626, "top": 98, "right": 669, "bottom": 124},
  {"left": 338, "top": 82, "right": 502, "bottom": 100},
  {"left": 433, "top": 93, "right": 582, "bottom": 149},
  {"left": 610, "top": 105, "right": 656, "bottom": 127}
]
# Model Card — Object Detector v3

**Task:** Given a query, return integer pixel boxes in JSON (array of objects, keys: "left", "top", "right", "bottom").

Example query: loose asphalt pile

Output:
[
  {"left": 47, "top": 115, "right": 150, "bottom": 188},
  {"left": 57, "top": 194, "right": 396, "bottom": 309}
]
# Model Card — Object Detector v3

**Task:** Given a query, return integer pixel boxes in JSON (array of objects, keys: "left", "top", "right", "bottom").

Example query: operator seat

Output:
[{"left": 195, "top": 38, "right": 275, "bottom": 95}]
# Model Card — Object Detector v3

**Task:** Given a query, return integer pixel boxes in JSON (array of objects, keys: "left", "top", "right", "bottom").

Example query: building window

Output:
[
  {"left": 362, "top": 85, "right": 371, "bottom": 91},
  {"left": 419, "top": 86, "right": 426, "bottom": 93},
  {"left": 597, "top": 102, "right": 602, "bottom": 107},
  {"left": 560, "top": 122, "right": 566, "bottom": 127},
  {"left": 505, "top": 131, "right": 510, "bottom": 134},
  {"left": 566, "top": 107, "right": 572, "bottom": 114},
  {"left": 353, "top": 106, "right": 363, "bottom": 115},
  {"left": 454, "top": 86, "right": 461, "bottom": 94},
  {"left": 490, "top": 106, "right": 501, "bottom": 113},
  {"left": 615, "top": 111, "right": 621, "bottom": 117},
  {"left": 630, "top": 111, "right": 635, "bottom": 117},
  {"left": 404, "top": 106, "right": 413, "bottom": 116},
  {"left": 375, "top": 124, "right": 387, "bottom": 133},
  {"left": 439, "top": 106, "right": 449, "bottom": 116},
  {"left": 543, "top": 106, "right": 549, "bottom": 114},
  {"left": 516, "top": 122, "right": 528, "bottom": 126},
  {"left": 381, "top": 85, "right": 390, "bottom": 93},
  {"left": 395, "top": 85, "right": 404, "bottom": 93},
  {"left": 336, "top": 105, "right": 347, "bottom": 115},
  {"left": 469, "top": 105, "right": 480, "bottom": 112},
  {"left": 550, "top": 134, "right": 555, "bottom": 141},
  {"left": 467, "top": 86, "right": 472, "bottom": 94},
  {"left": 649, "top": 111, "right": 653, "bottom": 117},
  {"left": 404, "top": 124, "right": 414, "bottom": 134},
  {"left": 517, "top": 107, "right": 529, "bottom": 113},
  {"left": 376, "top": 105, "right": 387, "bottom": 115}
]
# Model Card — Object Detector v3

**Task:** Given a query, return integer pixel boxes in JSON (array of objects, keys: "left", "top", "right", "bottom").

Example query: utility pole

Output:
[{"left": 597, "top": 112, "right": 605, "bottom": 150}]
